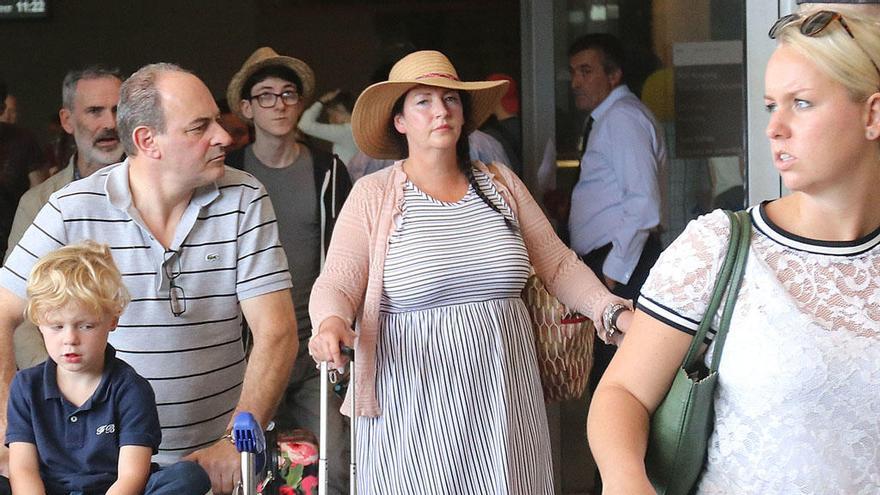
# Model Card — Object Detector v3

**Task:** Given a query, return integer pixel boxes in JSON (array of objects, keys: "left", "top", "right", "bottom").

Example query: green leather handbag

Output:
[{"left": 645, "top": 210, "right": 751, "bottom": 495}]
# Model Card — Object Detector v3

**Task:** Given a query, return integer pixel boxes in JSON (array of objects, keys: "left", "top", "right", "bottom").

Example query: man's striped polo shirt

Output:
[{"left": 0, "top": 159, "right": 292, "bottom": 464}]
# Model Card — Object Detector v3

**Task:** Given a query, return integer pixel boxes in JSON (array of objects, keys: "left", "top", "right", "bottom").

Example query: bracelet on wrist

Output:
[
  {"left": 221, "top": 427, "right": 235, "bottom": 445},
  {"left": 610, "top": 304, "right": 626, "bottom": 330}
]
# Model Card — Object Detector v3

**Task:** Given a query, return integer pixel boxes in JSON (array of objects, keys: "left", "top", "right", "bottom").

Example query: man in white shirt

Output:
[
  {"left": 568, "top": 33, "right": 666, "bottom": 301},
  {"left": 567, "top": 35, "right": 667, "bottom": 433}
]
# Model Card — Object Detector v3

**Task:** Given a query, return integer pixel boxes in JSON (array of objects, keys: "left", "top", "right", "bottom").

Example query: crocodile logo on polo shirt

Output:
[{"left": 206, "top": 253, "right": 220, "bottom": 261}]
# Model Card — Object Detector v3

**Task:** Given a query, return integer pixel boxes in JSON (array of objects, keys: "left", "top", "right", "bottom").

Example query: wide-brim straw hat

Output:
[
  {"left": 226, "top": 47, "right": 315, "bottom": 121},
  {"left": 351, "top": 50, "right": 509, "bottom": 159}
]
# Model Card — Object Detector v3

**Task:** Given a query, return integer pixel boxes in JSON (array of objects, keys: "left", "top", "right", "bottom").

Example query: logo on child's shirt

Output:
[{"left": 96, "top": 423, "right": 116, "bottom": 435}]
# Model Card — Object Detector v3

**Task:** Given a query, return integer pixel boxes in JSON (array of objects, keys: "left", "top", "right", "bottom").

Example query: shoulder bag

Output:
[{"left": 645, "top": 209, "right": 751, "bottom": 495}]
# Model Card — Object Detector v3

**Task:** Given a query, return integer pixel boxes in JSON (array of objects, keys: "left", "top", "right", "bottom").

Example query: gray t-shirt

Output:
[{"left": 243, "top": 145, "right": 320, "bottom": 337}]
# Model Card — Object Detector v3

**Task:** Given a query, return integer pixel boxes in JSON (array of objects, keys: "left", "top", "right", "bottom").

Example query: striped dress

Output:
[{"left": 356, "top": 169, "right": 553, "bottom": 494}]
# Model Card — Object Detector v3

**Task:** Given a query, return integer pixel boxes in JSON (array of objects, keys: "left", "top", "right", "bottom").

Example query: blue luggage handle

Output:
[
  {"left": 232, "top": 411, "right": 266, "bottom": 455},
  {"left": 233, "top": 411, "right": 267, "bottom": 494}
]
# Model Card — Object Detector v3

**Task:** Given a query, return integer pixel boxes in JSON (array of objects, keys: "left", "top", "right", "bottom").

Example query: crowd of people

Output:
[{"left": 0, "top": 0, "right": 877, "bottom": 494}]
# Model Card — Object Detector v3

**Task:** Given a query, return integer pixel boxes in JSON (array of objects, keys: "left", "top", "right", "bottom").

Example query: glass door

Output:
[
  {"left": 528, "top": 2, "right": 747, "bottom": 493},
  {"left": 554, "top": 0, "right": 747, "bottom": 246}
]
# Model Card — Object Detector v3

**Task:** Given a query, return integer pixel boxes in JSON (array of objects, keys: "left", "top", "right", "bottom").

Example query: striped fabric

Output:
[
  {"left": 358, "top": 170, "right": 553, "bottom": 494},
  {"left": 0, "top": 160, "right": 292, "bottom": 464}
]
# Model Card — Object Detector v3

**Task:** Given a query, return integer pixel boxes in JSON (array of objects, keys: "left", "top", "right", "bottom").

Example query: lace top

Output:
[{"left": 639, "top": 205, "right": 880, "bottom": 494}]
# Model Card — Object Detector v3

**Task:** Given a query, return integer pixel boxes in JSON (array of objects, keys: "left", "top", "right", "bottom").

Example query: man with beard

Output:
[
  {"left": 3, "top": 67, "right": 125, "bottom": 386},
  {"left": 6, "top": 66, "right": 124, "bottom": 259}
]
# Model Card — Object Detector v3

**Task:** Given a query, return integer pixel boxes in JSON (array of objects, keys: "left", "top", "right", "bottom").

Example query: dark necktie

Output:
[{"left": 577, "top": 116, "right": 594, "bottom": 172}]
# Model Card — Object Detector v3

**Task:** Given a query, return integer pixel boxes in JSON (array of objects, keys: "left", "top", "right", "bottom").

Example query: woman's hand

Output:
[
  {"left": 319, "top": 89, "right": 341, "bottom": 105},
  {"left": 308, "top": 316, "right": 356, "bottom": 369},
  {"left": 598, "top": 325, "right": 626, "bottom": 346}
]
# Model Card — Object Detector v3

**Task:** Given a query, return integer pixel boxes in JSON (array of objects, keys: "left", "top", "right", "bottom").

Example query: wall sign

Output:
[{"left": 673, "top": 41, "right": 744, "bottom": 158}]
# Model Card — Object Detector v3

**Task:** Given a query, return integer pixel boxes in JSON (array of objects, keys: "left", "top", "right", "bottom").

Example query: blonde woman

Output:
[{"left": 588, "top": 10, "right": 880, "bottom": 494}]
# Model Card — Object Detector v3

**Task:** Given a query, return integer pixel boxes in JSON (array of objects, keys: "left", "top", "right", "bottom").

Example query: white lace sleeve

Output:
[{"left": 638, "top": 209, "right": 734, "bottom": 339}]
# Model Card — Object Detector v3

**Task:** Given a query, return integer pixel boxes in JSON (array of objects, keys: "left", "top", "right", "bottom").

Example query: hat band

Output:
[{"left": 415, "top": 72, "right": 460, "bottom": 81}]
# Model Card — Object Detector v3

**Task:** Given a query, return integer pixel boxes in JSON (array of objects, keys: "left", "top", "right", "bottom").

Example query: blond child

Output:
[{"left": 4, "top": 242, "right": 209, "bottom": 495}]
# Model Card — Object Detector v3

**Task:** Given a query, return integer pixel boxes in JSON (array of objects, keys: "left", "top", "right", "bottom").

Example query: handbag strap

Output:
[
  {"left": 708, "top": 210, "right": 751, "bottom": 371},
  {"left": 681, "top": 210, "right": 740, "bottom": 368},
  {"left": 682, "top": 210, "right": 752, "bottom": 372},
  {"left": 486, "top": 162, "right": 507, "bottom": 188}
]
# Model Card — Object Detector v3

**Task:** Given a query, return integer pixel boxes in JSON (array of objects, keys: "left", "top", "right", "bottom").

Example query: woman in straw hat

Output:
[
  {"left": 308, "top": 50, "right": 631, "bottom": 493},
  {"left": 588, "top": 9, "right": 880, "bottom": 494}
]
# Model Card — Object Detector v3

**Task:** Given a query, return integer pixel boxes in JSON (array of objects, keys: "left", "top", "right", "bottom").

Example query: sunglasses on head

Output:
[{"left": 769, "top": 10, "right": 880, "bottom": 83}]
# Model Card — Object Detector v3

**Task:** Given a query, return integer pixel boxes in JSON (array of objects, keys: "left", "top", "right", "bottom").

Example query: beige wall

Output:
[{"left": 651, "top": 0, "right": 711, "bottom": 66}]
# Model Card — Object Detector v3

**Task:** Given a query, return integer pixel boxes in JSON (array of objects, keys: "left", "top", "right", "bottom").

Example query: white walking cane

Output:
[{"left": 319, "top": 345, "right": 356, "bottom": 495}]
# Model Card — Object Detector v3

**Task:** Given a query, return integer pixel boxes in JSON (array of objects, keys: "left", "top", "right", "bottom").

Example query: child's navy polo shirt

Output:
[{"left": 5, "top": 345, "right": 161, "bottom": 494}]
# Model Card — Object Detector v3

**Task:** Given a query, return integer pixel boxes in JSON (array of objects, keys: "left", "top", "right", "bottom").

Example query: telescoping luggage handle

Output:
[{"left": 319, "top": 345, "right": 356, "bottom": 495}]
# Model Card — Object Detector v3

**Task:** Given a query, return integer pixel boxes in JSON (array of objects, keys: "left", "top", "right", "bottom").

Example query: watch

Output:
[{"left": 602, "top": 303, "right": 628, "bottom": 338}]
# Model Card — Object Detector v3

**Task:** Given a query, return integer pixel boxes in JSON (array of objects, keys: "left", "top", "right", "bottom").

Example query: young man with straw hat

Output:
[
  {"left": 308, "top": 49, "right": 630, "bottom": 494},
  {"left": 226, "top": 46, "right": 352, "bottom": 494}
]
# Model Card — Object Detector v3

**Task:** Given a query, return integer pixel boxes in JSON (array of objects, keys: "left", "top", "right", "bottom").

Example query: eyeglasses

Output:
[
  {"left": 249, "top": 91, "right": 300, "bottom": 108},
  {"left": 164, "top": 251, "right": 186, "bottom": 317},
  {"left": 769, "top": 10, "right": 880, "bottom": 83}
]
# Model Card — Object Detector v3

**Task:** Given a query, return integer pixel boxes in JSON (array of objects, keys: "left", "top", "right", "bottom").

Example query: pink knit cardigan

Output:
[{"left": 309, "top": 160, "right": 625, "bottom": 417}]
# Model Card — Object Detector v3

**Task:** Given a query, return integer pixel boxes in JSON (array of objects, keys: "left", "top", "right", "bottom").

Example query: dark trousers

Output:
[
  {"left": 0, "top": 461, "right": 210, "bottom": 495},
  {"left": 581, "top": 233, "right": 663, "bottom": 394}
]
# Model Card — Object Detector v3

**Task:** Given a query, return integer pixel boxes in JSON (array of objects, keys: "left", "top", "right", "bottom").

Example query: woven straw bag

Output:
[{"left": 522, "top": 274, "right": 594, "bottom": 402}]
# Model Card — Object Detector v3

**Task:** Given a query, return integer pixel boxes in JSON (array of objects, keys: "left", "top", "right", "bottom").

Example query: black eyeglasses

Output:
[
  {"left": 164, "top": 252, "right": 186, "bottom": 317},
  {"left": 769, "top": 10, "right": 880, "bottom": 83},
  {"left": 249, "top": 91, "right": 300, "bottom": 108}
]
